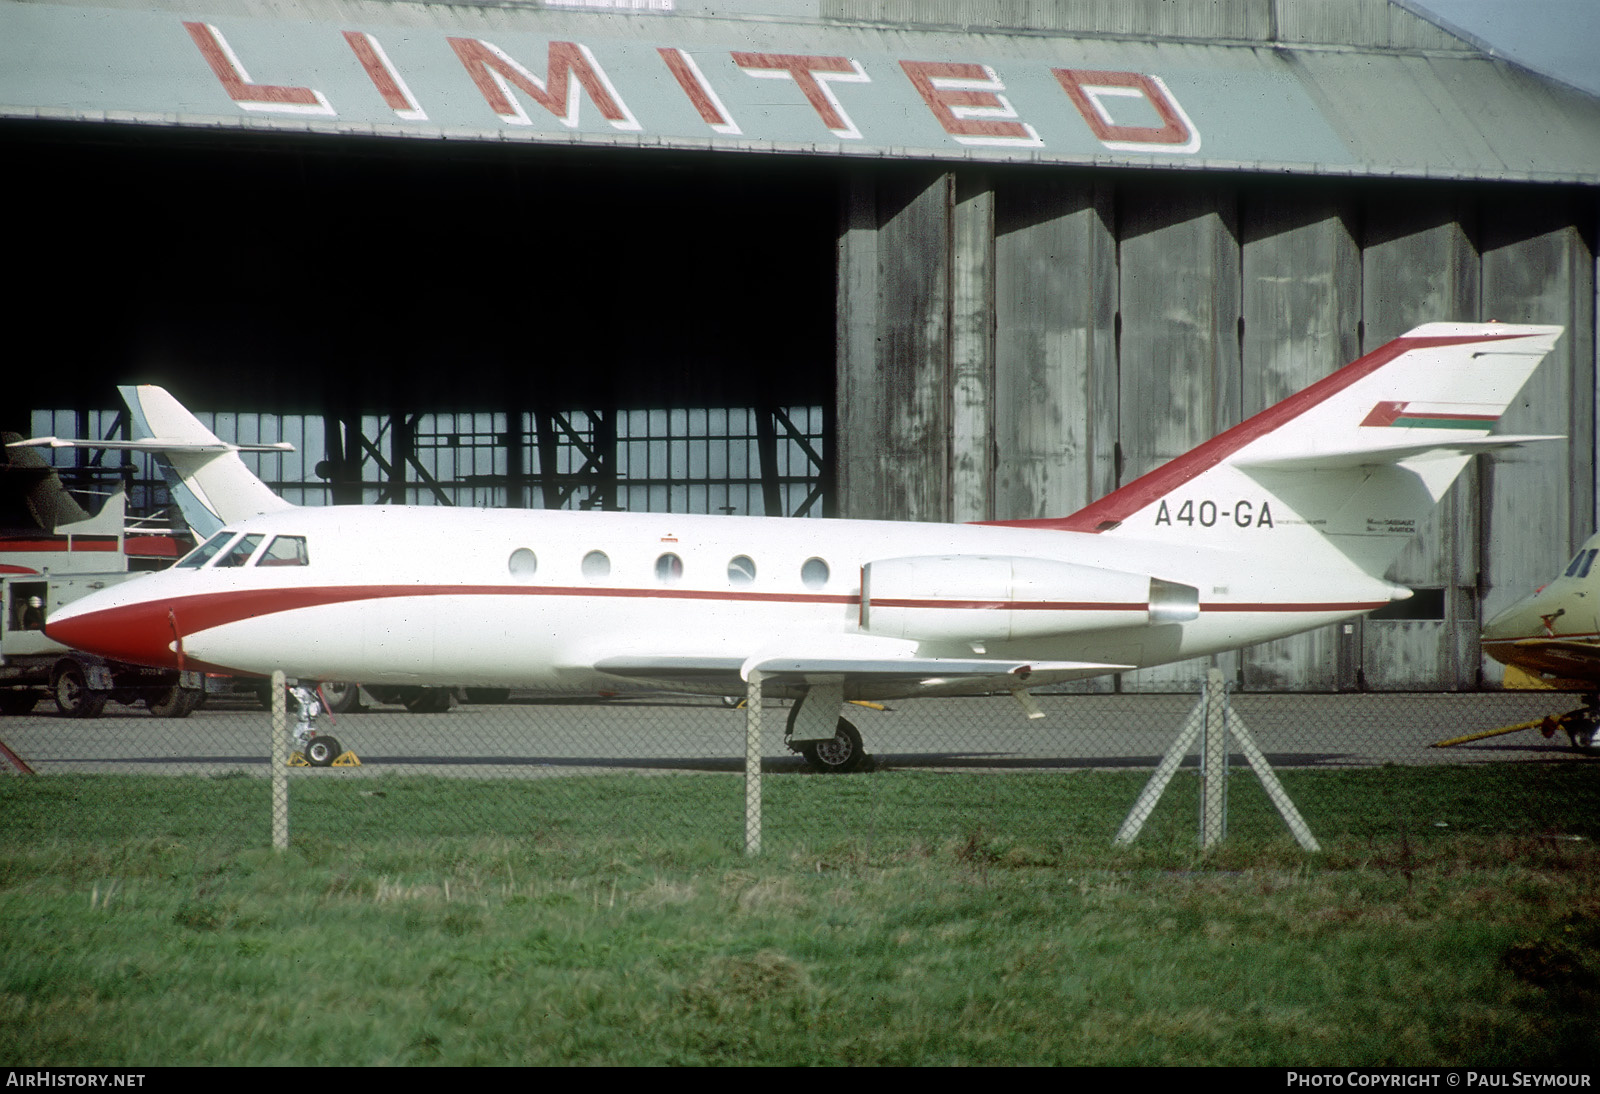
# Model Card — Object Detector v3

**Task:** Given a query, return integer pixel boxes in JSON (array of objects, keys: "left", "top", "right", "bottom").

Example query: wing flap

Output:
[{"left": 741, "top": 655, "right": 1127, "bottom": 683}]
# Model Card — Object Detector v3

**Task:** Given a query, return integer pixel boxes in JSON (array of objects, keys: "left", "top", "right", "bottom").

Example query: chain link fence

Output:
[{"left": 3, "top": 678, "right": 1598, "bottom": 856}]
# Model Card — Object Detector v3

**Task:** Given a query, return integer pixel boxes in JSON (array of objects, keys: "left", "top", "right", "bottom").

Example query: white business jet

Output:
[{"left": 24, "top": 323, "right": 1563, "bottom": 770}]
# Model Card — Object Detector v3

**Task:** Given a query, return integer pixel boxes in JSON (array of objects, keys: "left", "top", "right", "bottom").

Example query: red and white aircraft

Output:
[{"left": 25, "top": 323, "right": 1563, "bottom": 769}]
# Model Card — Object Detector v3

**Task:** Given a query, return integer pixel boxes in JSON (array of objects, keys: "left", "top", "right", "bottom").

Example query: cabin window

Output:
[
  {"left": 259, "top": 536, "right": 309, "bottom": 567},
  {"left": 582, "top": 550, "right": 611, "bottom": 580},
  {"left": 176, "top": 531, "right": 238, "bottom": 569},
  {"left": 655, "top": 553, "right": 683, "bottom": 584},
  {"left": 727, "top": 555, "right": 756, "bottom": 586},
  {"left": 801, "top": 557, "right": 830, "bottom": 589},
  {"left": 508, "top": 548, "right": 538, "bottom": 579}
]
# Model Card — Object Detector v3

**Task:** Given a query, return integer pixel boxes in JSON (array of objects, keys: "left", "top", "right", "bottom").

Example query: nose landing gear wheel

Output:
[{"left": 304, "top": 735, "right": 343, "bottom": 767}]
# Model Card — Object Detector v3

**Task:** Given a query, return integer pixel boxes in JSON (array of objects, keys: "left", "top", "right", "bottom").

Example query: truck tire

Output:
[
  {"left": 147, "top": 686, "right": 202, "bottom": 718},
  {"left": 53, "top": 664, "right": 109, "bottom": 719},
  {"left": 318, "top": 682, "right": 363, "bottom": 714}
]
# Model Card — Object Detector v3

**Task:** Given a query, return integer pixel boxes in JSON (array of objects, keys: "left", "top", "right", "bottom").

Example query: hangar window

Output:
[
  {"left": 259, "top": 536, "right": 309, "bottom": 567},
  {"left": 655, "top": 553, "right": 683, "bottom": 584},
  {"left": 801, "top": 557, "right": 830, "bottom": 589},
  {"left": 508, "top": 548, "right": 537, "bottom": 580},
  {"left": 582, "top": 550, "right": 611, "bottom": 580},
  {"left": 727, "top": 555, "right": 756, "bottom": 586},
  {"left": 176, "top": 531, "right": 239, "bottom": 569}
]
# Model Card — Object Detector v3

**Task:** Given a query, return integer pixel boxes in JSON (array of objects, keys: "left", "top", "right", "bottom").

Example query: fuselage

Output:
[{"left": 44, "top": 504, "right": 1398, "bottom": 697}]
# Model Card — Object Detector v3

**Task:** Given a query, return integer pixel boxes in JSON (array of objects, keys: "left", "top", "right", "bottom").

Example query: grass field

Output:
[{"left": 2, "top": 767, "right": 1599, "bottom": 1065}]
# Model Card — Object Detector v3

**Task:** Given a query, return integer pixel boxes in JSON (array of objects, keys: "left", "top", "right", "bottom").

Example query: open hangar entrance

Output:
[{"left": 6, "top": 122, "right": 841, "bottom": 519}]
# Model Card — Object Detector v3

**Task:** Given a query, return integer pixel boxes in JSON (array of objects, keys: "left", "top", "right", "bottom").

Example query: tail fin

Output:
[
  {"left": 985, "top": 323, "right": 1563, "bottom": 580},
  {"left": 9, "top": 387, "right": 295, "bottom": 538},
  {"left": 117, "top": 386, "right": 294, "bottom": 537}
]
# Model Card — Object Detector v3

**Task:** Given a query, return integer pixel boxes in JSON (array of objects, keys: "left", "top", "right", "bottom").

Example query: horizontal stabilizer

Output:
[
  {"left": 1234, "top": 434, "right": 1563, "bottom": 472},
  {"left": 9, "top": 437, "right": 294, "bottom": 455}
]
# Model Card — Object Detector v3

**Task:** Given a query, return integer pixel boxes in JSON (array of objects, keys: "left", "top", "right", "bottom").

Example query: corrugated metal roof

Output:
[
  {"left": 822, "top": 0, "right": 1470, "bottom": 52},
  {"left": 2, "top": 0, "right": 1596, "bottom": 182}
]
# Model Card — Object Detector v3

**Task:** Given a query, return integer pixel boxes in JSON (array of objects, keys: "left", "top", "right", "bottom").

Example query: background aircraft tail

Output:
[
  {"left": 117, "top": 386, "right": 295, "bottom": 537},
  {"left": 987, "top": 323, "right": 1564, "bottom": 581}
]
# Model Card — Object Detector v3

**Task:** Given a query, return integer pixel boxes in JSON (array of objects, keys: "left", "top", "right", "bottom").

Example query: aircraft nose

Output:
[
  {"left": 1482, "top": 590, "right": 1557, "bottom": 644},
  {"left": 44, "top": 598, "right": 181, "bottom": 670}
]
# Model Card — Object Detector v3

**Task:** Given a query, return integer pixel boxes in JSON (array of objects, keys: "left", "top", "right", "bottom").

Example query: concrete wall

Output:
[{"left": 835, "top": 168, "right": 1597, "bottom": 692}]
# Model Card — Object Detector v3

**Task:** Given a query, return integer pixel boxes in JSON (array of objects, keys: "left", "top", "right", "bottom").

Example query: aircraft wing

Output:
[
  {"left": 1490, "top": 638, "right": 1600, "bottom": 680},
  {"left": 592, "top": 653, "right": 1132, "bottom": 699}
]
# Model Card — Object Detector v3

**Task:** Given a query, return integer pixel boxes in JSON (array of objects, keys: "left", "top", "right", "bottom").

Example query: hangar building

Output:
[{"left": 6, "top": 0, "right": 1598, "bottom": 692}]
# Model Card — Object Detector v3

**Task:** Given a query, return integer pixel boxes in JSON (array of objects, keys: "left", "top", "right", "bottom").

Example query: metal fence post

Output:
[
  {"left": 1200, "top": 667, "right": 1228, "bottom": 848},
  {"left": 744, "top": 670, "right": 762, "bottom": 856},
  {"left": 271, "top": 670, "right": 288, "bottom": 850}
]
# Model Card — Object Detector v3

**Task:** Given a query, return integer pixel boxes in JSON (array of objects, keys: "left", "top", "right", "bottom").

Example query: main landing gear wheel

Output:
[
  {"left": 786, "top": 705, "right": 868, "bottom": 773},
  {"left": 146, "top": 686, "right": 202, "bottom": 718},
  {"left": 304, "top": 735, "right": 343, "bottom": 767}
]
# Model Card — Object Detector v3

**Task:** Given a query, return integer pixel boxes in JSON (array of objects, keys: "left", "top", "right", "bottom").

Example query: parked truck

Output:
[
  {"left": 1, "top": 437, "right": 201, "bottom": 717},
  {"left": 2, "top": 565, "right": 204, "bottom": 717}
]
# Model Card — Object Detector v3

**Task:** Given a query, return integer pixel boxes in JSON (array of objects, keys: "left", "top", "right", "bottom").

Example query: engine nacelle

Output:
[{"left": 859, "top": 555, "right": 1199, "bottom": 642}]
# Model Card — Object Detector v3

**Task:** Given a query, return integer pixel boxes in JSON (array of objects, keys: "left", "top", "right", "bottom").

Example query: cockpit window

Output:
[
  {"left": 1567, "top": 549, "right": 1599, "bottom": 579},
  {"left": 214, "top": 534, "right": 264, "bottom": 568},
  {"left": 175, "top": 531, "right": 238, "bottom": 569},
  {"left": 258, "top": 536, "right": 310, "bottom": 567}
]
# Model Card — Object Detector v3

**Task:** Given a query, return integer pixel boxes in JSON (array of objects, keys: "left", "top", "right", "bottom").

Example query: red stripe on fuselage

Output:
[
  {"left": 45, "top": 583, "right": 1388, "bottom": 674},
  {"left": 977, "top": 333, "right": 1523, "bottom": 533}
]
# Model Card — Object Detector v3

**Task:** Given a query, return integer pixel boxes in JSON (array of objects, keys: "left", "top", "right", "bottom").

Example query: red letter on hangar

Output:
[
  {"left": 731, "top": 53, "right": 871, "bottom": 140},
  {"left": 183, "top": 21, "right": 334, "bottom": 116},
  {"left": 900, "top": 61, "right": 1041, "bottom": 147},
  {"left": 448, "top": 38, "right": 640, "bottom": 131},
  {"left": 1053, "top": 68, "right": 1200, "bottom": 153}
]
